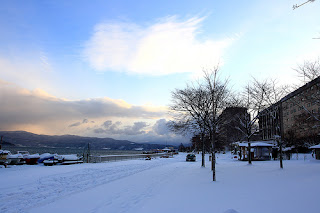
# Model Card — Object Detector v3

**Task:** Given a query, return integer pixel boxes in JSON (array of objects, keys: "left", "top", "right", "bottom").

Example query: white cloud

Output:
[
  {"left": 83, "top": 16, "right": 234, "bottom": 76},
  {"left": 0, "top": 80, "right": 190, "bottom": 144},
  {"left": 95, "top": 121, "right": 148, "bottom": 136},
  {"left": 91, "top": 118, "right": 188, "bottom": 145},
  {"left": 152, "top": 119, "right": 170, "bottom": 135}
]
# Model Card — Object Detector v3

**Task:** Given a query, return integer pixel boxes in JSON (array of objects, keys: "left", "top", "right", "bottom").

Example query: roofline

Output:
[
  {"left": 281, "top": 76, "right": 320, "bottom": 102},
  {"left": 260, "top": 76, "right": 320, "bottom": 113}
]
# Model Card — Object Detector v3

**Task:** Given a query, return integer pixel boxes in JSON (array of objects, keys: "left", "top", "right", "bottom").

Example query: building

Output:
[
  {"left": 259, "top": 103, "right": 282, "bottom": 140},
  {"left": 234, "top": 141, "right": 274, "bottom": 161},
  {"left": 218, "top": 107, "right": 252, "bottom": 146},
  {"left": 310, "top": 144, "right": 320, "bottom": 159},
  {"left": 259, "top": 76, "right": 320, "bottom": 145},
  {"left": 191, "top": 134, "right": 211, "bottom": 152}
]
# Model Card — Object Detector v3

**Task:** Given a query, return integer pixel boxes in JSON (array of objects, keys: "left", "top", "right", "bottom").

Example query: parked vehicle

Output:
[{"left": 186, "top": 154, "right": 196, "bottom": 161}]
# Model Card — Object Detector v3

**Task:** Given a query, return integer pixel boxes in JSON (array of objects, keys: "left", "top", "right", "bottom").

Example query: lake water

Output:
[{"left": 1, "top": 146, "right": 143, "bottom": 156}]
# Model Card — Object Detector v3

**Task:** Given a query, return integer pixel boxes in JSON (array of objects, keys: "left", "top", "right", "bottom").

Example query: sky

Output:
[{"left": 1, "top": 0, "right": 320, "bottom": 145}]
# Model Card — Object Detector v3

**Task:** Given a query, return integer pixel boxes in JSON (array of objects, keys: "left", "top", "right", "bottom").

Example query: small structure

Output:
[
  {"left": 282, "top": 147, "right": 292, "bottom": 160},
  {"left": 234, "top": 141, "right": 274, "bottom": 161},
  {"left": 310, "top": 144, "right": 320, "bottom": 160}
]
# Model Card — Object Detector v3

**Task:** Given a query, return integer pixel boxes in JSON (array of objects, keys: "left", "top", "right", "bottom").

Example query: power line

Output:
[{"left": 293, "top": 0, "right": 316, "bottom": 10}]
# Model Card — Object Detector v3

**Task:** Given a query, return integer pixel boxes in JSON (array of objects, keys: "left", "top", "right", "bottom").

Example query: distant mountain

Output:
[{"left": 0, "top": 131, "right": 175, "bottom": 150}]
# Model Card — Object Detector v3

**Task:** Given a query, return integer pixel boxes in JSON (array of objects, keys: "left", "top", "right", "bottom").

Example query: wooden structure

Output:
[
  {"left": 310, "top": 144, "right": 320, "bottom": 160},
  {"left": 234, "top": 141, "right": 274, "bottom": 161}
]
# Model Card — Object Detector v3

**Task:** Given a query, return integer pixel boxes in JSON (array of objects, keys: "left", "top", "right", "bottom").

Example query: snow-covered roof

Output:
[
  {"left": 0, "top": 150, "right": 11, "bottom": 154},
  {"left": 235, "top": 141, "right": 274, "bottom": 147},
  {"left": 310, "top": 144, "right": 320, "bottom": 149},
  {"left": 252, "top": 142, "right": 274, "bottom": 147},
  {"left": 283, "top": 147, "right": 292, "bottom": 152}
]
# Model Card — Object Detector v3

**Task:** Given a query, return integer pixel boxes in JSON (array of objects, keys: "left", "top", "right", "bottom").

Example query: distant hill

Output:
[{"left": 0, "top": 131, "right": 175, "bottom": 150}]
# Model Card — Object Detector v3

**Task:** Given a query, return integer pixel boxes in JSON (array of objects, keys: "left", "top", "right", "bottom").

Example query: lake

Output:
[{"left": 1, "top": 146, "right": 143, "bottom": 157}]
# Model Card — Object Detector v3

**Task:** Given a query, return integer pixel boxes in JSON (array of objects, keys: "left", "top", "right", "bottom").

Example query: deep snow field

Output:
[{"left": 1, "top": 152, "right": 320, "bottom": 213}]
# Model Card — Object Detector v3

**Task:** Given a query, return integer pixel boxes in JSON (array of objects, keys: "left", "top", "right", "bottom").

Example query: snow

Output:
[
  {"left": 236, "top": 141, "right": 274, "bottom": 147},
  {"left": 60, "top": 154, "right": 79, "bottom": 161},
  {"left": 310, "top": 144, "right": 320, "bottom": 149},
  {"left": 1, "top": 153, "right": 320, "bottom": 213}
]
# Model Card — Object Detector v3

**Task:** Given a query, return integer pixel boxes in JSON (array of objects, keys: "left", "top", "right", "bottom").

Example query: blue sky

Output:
[{"left": 1, "top": 0, "right": 320, "bottom": 144}]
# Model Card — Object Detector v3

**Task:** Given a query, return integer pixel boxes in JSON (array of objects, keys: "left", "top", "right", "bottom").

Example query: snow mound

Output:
[{"left": 224, "top": 209, "right": 239, "bottom": 213}]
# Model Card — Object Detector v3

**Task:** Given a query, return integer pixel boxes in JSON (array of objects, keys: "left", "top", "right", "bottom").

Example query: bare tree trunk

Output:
[
  {"left": 248, "top": 142, "right": 252, "bottom": 164},
  {"left": 211, "top": 134, "right": 216, "bottom": 181},
  {"left": 201, "top": 133, "right": 205, "bottom": 167},
  {"left": 279, "top": 105, "right": 284, "bottom": 169},
  {"left": 279, "top": 144, "right": 283, "bottom": 169},
  {"left": 277, "top": 137, "right": 283, "bottom": 169},
  {"left": 247, "top": 127, "right": 252, "bottom": 164},
  {"left": 211, "top": 151, "right": 216, "bottom": 181}
]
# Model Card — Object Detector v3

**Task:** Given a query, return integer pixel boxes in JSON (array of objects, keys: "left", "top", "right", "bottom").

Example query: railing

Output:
[{"left": 89, "top": 152, "right": 173, "bottom": 163}]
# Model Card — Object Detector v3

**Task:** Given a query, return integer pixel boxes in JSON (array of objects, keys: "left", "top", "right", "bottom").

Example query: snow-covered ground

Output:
[{"left": 1, "top": 153, "right": 320, "bottom": 213}]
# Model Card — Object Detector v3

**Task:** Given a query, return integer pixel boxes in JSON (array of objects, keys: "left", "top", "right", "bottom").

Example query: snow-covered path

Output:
[
  {"left": 0, "top": 156, "right": 177, "bottom": 212},
  {"left": 1, "top": 153, "right": 320, "bottom": 213}
]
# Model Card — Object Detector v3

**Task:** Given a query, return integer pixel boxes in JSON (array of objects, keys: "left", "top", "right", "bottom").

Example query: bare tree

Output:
[
  {"left": 283, "top": 59, "right": 320, "bottom": 127},
  {"left": 236, "top": 79, "right": 268, "bottom": 164},
  {"left": 169, "top": 82, "right": 213, "bottom": 168},
  {"left": 258, "top": 79, "right": 286, "bottom": 168},
  {"left": 235, "top": 78, "right": 285, "bottom": 166},
  {"left": 289, "top": 111, "right": 320, "bottom": 146},
  {"left": 281, "top": 66, "right": 320, "bottom": 151},
  {"left": 169, "top": 66, "right": 231, "bottom": 181},
  {"left": 202, "top": 67, "right": 231, "bottom": 181},
  {"left": 218, "top": 106, "right": 247, "bottom": 150},
  {"left": 294, "top": 58, "right": 320, "bottom": 84}
]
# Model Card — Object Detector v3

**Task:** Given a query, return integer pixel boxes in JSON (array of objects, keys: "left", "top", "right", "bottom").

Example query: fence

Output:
[{"left": 89, "top": 152, "right": 173, "bottom": 163}]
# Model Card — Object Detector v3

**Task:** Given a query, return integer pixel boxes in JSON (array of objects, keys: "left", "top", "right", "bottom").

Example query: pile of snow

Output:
[
  {"left": 310, "top": 144, "right": 320, "bottom": 149},
  {"left": 0, "top": 153, "right": 319, "bottom": 213}
]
